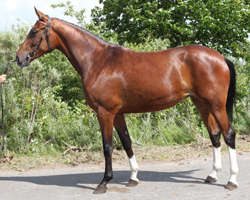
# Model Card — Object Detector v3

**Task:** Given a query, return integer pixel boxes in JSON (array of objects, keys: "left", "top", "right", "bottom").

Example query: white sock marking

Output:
[
  {"left": 228, "top": 146, "right": 239, "bottom": 185},
  {"left": 209, "top": 146, "right": 222, "bottom": 179},
  {"left": 129, "top": 155, "right": 139, "bottom": 182}
]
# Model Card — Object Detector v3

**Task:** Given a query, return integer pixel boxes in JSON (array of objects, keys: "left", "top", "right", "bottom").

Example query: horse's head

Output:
[{"left": 16, "top": 8, "right": 57, "bottom": 67}]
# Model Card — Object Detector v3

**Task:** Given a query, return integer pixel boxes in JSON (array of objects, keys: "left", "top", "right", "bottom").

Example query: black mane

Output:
[{"left": 54, "top": 18, "right": 112, "bottom": 45}]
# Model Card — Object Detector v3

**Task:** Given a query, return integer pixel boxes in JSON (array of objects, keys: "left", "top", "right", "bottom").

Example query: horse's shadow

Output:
[{"left": 0, "top": 169, "right": 224, "bottom": 191}]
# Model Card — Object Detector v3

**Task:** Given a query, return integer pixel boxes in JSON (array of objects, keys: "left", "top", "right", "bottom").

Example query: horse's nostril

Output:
[
  {"left": 16, "top": 55, "right": 19, "bottom": 63},
  {"left": 25, "top": 55, "right": 30, "bottom": 61}
]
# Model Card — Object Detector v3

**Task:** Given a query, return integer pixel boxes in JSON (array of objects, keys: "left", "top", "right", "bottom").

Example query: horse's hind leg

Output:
[
  {"left": 114, "top": 114, "right": 139, "bottom": 187},
  {"left": 191, "top": 97, "right": 222, "bottom": 183},
  {"left": 211, "top": 108, "right": 239, "bottom": 190},
  {"left": 193, "top": 95, "right": 238, "bottom": 189}
]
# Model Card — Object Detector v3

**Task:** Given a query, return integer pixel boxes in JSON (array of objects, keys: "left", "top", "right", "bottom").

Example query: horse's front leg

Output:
[
  {"left": 114, "top": 114, "right": 139, "bottom": 187},
  {"left": 93, "top": 108, "right": 115, "bottom": 194}
]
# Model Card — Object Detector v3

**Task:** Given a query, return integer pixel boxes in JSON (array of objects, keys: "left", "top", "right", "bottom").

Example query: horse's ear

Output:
[{"left": 34, "top": 7, "right": 48, "bottom": 22}]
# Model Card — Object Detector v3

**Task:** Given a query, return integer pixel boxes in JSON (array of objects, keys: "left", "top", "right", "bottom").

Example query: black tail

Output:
[{"left": 224, "top": 57, "right": 236, "bottom": 122}]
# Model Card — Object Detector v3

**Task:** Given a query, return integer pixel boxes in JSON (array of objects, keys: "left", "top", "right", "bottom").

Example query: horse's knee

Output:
[{"left": 103, "top": 144, "right": 113, "bottom": 156}]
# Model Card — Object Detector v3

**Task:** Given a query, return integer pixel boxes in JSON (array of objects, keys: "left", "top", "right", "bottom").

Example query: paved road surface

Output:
[{"left": 0, "top": 152, "right": 249, "bottom": 200}]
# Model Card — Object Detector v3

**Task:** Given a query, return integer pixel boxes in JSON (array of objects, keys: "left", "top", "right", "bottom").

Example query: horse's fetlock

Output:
[
  {"left": 215, "top": 165, "right": 222, "bottom": 172},
  {"left": 105, "top": 172, "right": 113, "bottom": 181}
]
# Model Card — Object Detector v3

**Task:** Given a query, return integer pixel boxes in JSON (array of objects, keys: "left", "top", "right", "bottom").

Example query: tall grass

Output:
[{"left": 125, "top": 99, "right": 208, "bottom": 148}]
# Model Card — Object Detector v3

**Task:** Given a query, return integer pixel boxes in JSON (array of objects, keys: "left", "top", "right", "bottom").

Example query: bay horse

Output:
[{"left": 16, "top": 8, "right": 238, "bottom": 194}]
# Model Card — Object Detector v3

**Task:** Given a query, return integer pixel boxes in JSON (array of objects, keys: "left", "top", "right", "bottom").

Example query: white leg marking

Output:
[
  {"left": 209, "top": 147, "right": 222, "bottom": 179},
  {"left": 129, "top": 155, "right": 139, "bottom": 182},
  {"left": 228, "top": 146, "right": 239, "bottom": 185}
]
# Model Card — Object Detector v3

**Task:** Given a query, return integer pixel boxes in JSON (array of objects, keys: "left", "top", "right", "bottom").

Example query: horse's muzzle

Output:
[{"left": 15, "top": 54, "right": 31, "bottom": 68}]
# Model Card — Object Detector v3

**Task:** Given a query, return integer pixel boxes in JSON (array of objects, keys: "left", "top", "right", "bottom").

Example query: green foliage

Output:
[
  {"left": 230, "top": 44, "right": 250, "bottom": 134},
  {"left": 124, "top": 37, "right": 170, "bottom": 52},
  {"left": 126, "top": 102, "right": 205, "bottom": 147},
  {"left": 51, "top": 1, "right": 86, "bottom": 27},
  {"left": 39, "top": 50, "right": 84, "bottom": 107},
  {"left": 92, "top": 0, "right": 250, "bottom": 57}
]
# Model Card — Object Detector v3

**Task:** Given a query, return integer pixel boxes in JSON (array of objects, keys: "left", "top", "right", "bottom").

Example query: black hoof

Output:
[
  {"left": 93, "top": 185, "right": 107, "bottom": 194},
  {"left": 225, "top": 181, "right": 238, "bottom": 190},
  {"left": 205, "top": 176, "right": 217, "bottom": 183},
  {"left": 126, "top": 179, "right": 139, "bottom": 187}
]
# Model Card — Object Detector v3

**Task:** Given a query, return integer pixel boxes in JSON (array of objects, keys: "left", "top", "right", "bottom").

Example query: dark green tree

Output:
[{"left": 92, "top": 0, "right": 250, "bottom": 57}]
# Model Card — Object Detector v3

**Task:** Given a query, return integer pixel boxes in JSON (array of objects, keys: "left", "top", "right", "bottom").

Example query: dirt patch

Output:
[
  {"left": 0, "top": 135, "right": 249, "bottom": 172},
  {"left": 108, "top": 186, "right": 130, "bottom": 193},
  {"left": 237, "top": 134, "right": 250, "bottom": 143}
]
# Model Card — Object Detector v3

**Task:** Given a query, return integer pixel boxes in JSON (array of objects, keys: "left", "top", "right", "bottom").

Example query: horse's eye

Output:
[{"left": 32, "top": 29, "right": 38, "bottom": 35}]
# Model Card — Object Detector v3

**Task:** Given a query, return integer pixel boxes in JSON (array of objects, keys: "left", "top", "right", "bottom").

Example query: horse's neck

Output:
[{"left": 54, "top": 19, "right": 107, "bottom": 79}]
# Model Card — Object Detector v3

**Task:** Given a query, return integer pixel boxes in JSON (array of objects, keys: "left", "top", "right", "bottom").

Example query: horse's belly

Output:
[{"left": 119, "top": 89, "right": 189, "bottom": 113}]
